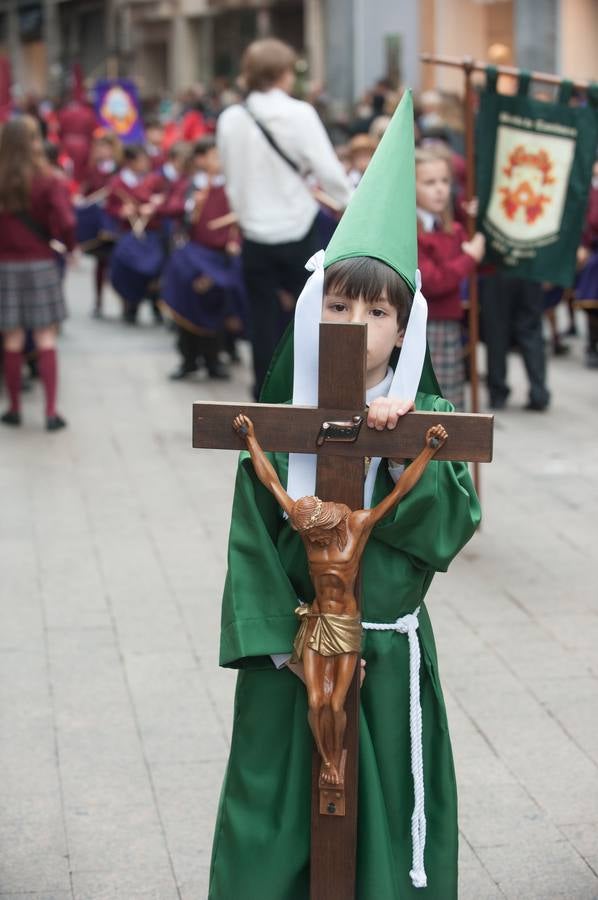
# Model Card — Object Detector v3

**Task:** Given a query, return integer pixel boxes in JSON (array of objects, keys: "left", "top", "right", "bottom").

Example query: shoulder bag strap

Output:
[
  {"left": 243, "top": 102, "right": 304, "bottom": 175},
  {"left": 14, "top": 210, "right": 52, "bottom": 246}
]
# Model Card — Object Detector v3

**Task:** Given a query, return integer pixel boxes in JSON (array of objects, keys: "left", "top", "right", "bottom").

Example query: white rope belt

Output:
[{"left": 362, "top": 607, "right": 427, "bottom": 889}]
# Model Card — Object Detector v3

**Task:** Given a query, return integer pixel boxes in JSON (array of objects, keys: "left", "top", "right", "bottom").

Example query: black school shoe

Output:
[
  {"left": 586, "top": 350, "right": 598, "bottom": 369},
  {"left": 123, "top": 305, "right": 138, "bottom": 325},
  {"left": 46, "top": 414, "right": 67, "bottom": 432},
  {"left": 1, "top": 410, "right": 21, "bottom": 426},
  {"left": 524, "top": 400, "right": 549, "bottom": 412},
  {"left": 207, "top": 362, "right": 231, "bottom": 381},
  {"left": 169, "top": 363, "right": 199, "bottom": 381}
]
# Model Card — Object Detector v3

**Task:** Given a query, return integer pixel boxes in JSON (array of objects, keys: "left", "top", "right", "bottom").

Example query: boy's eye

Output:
[
  {"left": 369, "top": 307, "right": 387, "bottom": 318},
  {"left": 328, "top": 302, "right": 347, "bottom": 313}
]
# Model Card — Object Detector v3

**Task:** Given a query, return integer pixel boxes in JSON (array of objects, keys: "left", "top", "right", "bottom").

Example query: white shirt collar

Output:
[
  {"left": 366, "top": 367, "right": 394, "bottom": 404},
  {"left": 192, "top": 172, "right": 226, "bottom": 189},
  {"left": 163, "top": 162, "right": 178, "bottom": 182},
  {"left": 246, "top": 88, "right": 290, "bottom": 115},
  {"left": 417, "top": 207, "right": 436, "bottom": 233},
  {"left": 121, "top": 168, "right": 140, "bottom": 188},
  {"left": 248, "top": 87, "right": 287, "bottom": 102}
]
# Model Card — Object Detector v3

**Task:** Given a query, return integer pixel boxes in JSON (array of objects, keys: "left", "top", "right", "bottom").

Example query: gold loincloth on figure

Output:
[{"left": 291, "top": 604, "right": 362, "bottom": 661}]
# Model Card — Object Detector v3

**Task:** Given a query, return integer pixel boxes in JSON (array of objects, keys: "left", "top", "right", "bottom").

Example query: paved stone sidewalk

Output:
[{"left": 0, "top": 261, "right": 597, "bottom": 899}]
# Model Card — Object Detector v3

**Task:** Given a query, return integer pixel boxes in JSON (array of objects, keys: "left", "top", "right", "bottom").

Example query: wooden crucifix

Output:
[{"left": 194, "top": 322, "right": 493, "bottom": 900}]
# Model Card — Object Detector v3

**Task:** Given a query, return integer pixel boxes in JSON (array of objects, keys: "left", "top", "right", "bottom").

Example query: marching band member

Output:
[
  {"left": 161, "top": 137, "right": 245, "bottom": 380},
  {"left": 77, "top": 131, "right": 123, "bottom": 317},
  {"left": 106, "top": 145, "right": 163, "bottom": 323},
  {"left": 144, "top": 118, "right": 167, "bottom": 171}
]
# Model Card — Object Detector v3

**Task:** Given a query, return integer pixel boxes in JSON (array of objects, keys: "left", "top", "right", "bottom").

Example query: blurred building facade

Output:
[
  {"left": 421, "top": 0, "right": 597, "bottom": 95},
  {"left": 0, "top": 0, "right": 595, "bottom": 103},
  {"left": 0, "top": 0, "right": 112, "bottom": 96}
]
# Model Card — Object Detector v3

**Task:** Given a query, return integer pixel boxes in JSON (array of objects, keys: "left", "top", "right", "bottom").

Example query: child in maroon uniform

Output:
[
  {"left": 144, "top": 119, "right": 167, "bottom": 171},
  {"left": 105, "top": 144, "right": 152, "bottom": 227},
  {"left": 78, "top": 132, "right": 123, "bottom": 316},
  {"left": 161, "top": 137, "right": 243, "bottom": 379},
  {"left": 81, "top": 132, "right": 122, "bottom": 196},
  {"left": 415, "top": 146, "right": 485, "bottom": 409},
  {"left": 0, "top": 116, "right": 75, "bottom": 430},
  {"left": 105, "top": 145, "right": 166, "bottom": 323},
  {"left": 143, "top": 143, "right": 190, "bottom": 217}
]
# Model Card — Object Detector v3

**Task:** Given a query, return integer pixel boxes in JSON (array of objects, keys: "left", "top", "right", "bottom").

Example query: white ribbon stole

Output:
[{"left": 287, "top": 258, "right": 429, "bottom": 509}]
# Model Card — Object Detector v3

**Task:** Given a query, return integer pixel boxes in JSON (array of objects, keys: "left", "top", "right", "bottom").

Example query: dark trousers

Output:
[
  {"left": 242, "top": 219, "right": 318, "bottom": 399},
  {"left": 177, "top": 326, "right": 220, "bottom": 373},
  {"left": 480, "top": 273, "right": 550, "bottom": 407},
  {"left": 587, "top": 309, "right": 598, "bottom": 353}
]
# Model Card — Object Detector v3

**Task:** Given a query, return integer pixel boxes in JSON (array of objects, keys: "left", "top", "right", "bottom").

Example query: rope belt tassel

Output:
[{"left": 362, "top": 607, "right": 427, "bottom": 889}]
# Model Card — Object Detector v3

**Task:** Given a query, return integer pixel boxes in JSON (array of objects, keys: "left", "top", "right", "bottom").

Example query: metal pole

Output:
[
  {"left": 462, "top": 58, "right": 481, "bottom": 497},
  {"left": 420, "top": 52, "right": 591, "bottom": 92}
]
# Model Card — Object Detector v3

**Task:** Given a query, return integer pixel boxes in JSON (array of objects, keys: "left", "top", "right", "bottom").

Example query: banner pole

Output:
[
  {"left": 462, "top": 58, "right": 481, "bottom": 497},
  {"left": 420, "top": 52, "right": 590, "bottom": 92}
]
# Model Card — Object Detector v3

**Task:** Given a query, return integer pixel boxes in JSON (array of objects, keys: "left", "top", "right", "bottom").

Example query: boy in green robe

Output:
[{"left": 209, "top": 92, "right": 481, "bottom": 900}]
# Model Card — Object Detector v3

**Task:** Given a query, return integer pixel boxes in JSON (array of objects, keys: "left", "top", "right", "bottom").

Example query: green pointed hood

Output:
[{"left": 324, "top": 90, "right": 417, "bottom": 292}]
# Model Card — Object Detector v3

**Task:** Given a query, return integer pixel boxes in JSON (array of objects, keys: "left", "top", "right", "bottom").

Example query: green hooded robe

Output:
[{"left": 208, "top": 339, "right": 481, "bottom": 900}]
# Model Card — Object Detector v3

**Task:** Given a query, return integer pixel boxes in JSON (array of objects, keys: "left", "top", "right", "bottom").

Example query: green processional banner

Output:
[{"left": 476, "top": 68, "right": 598, "bottom": 287}]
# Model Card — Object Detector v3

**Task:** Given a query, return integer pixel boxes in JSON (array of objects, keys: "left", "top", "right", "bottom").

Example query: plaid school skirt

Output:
[
  {"left": 0, "top": 259, "right": 66, "bottom": 331},
  {"left": 427, "top": 319, "right": 465, "bottom": 410}
]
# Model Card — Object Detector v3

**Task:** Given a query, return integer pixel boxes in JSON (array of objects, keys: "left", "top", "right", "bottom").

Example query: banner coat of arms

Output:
[{"left": 476, "top": 69, "right": 598, "bottom": 287}]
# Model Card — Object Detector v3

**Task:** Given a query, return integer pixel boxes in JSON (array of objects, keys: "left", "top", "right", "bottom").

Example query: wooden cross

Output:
[{"left": 193, "top": 322, "right": 493, "bottom": 900}]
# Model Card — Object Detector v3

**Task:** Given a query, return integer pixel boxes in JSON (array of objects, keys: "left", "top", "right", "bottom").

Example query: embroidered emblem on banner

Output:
[
  {"left": 485, "top": 125, "right": 574, "bottom": 245},
  {"left": 99, "top": 86, "right": 138, "bottom": 136}
]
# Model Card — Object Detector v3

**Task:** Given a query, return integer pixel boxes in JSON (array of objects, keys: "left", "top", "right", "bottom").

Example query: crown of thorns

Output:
[{"left": 297, "top": 497, "right": 323, "bottom": 530}]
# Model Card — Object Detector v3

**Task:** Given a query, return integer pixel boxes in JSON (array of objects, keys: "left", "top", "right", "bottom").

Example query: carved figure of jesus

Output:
[{"left": 233, "top": 413, "right": 448, "bottom": 786}]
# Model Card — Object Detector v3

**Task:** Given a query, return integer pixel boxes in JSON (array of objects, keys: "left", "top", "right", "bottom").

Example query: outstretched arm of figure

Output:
[
  {"left": 363, "top": 424, "right": 448, "bottom": 530},
  {"left": 232, "top": 414, "right": 295, "bottom": 518}
]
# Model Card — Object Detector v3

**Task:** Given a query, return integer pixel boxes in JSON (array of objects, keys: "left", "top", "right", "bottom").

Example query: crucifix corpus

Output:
[{"left": 193, "top": 322, "right": 493, "bottom": 900}]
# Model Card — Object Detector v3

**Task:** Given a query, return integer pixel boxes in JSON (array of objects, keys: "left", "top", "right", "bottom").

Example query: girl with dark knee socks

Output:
[{"left": 0, "top": 116, "right": 75, "bottom": 430}]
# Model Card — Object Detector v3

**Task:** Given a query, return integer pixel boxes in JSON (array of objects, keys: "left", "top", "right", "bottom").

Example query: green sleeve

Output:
[
  {"left": 219, "top": 452, "right": 300, "bottom": 669},
  {"left": 370, "top": 395, "right": 481, "bottom": 572}
]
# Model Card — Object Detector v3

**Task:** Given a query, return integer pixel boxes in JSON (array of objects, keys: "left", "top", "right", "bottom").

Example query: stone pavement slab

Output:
[{"left": 0, "top": 261, "right": 597, "bottom": 898}]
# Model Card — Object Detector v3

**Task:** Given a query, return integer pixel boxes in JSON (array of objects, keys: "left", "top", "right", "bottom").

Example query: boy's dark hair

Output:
[
  {"left": 241, "top": 39, "right": 297, "bottom": 93},
  {"left": 193, "top": 136, "right": 216, "bottom": 157},
  {"left": 123, "top": 144, "right": 147, "bottom": 163},
  {"left": 167, "top": 141, "right": 190, "bottom": 161},
  {"left": 324, "top": 257, "right": 412, "bottom": 329}
]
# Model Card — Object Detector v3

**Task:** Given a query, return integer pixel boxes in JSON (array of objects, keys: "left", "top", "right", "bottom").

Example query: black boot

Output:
[
  {"left": 201, "top": 334, "right": 230, "bottom": 380},
  {"left": 46, "top": 414, "right": 67, "bottom": 431},
  {"left": 169, "top": 363, "right": 199, "bottom": 381},
  {"left": 1, "top": 410, "right": 21, "bottom": 426}
]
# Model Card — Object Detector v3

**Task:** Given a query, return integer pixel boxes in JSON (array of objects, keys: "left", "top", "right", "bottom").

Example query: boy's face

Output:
[
  {"left": 194, "top": 147, "right": 221, "bottom": 176},
  {"left": 169, "top": 154, "right": 186, "bottom": 174},
  {"left": 415, "top": 159, "right": 451, "bottom": 215},
  {"left": 94, "top": 141, "right": 113, "bottom": 162},
  {"left": 351, "top": 150, "right": 374, "bottom": 175},
  {"left": 322, "top": 291, "right": 404, "bottom": 387},
  {"left": 146, "top": 126, "right": 163, "bottom": 147},
  {"left": 131, "top": 153, "right": 150, "bottom": 174}
]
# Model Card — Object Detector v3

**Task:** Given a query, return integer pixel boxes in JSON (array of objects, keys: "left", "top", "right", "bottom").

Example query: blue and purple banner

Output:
[{"left": 94, "top": 79, "right": 145, "bottom": 144}]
